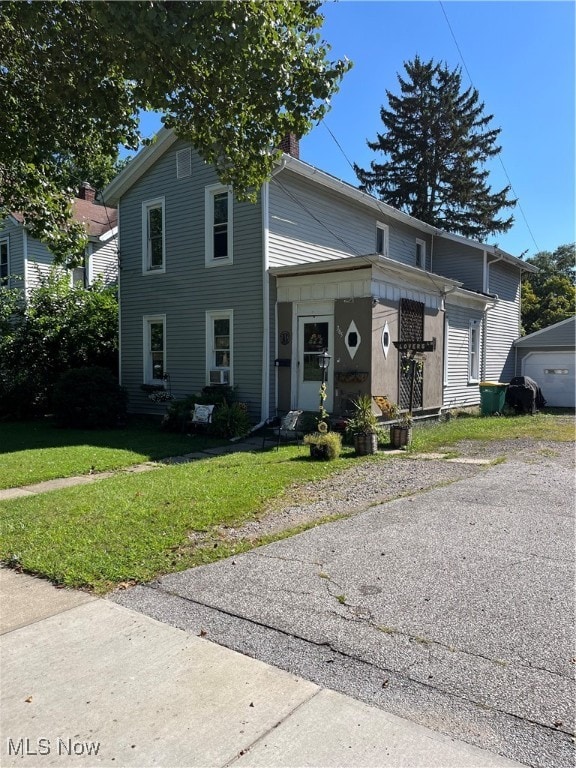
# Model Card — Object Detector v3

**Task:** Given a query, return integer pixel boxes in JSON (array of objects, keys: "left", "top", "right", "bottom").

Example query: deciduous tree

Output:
[
  {"left": 354, "top": 56, "right": 516, "bottom": 241},
  {"left": 521, "top": 243, "right": 576, "bottom": 334},
  {"left": 0, "top": 1, "right": 350, "bottom": 263}
]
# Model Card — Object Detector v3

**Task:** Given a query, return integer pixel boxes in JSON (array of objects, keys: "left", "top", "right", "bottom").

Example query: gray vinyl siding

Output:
[
  {"left": 484, "top": 261, "right": 521, "bottom": 382},
  {"left": 433, "top": 239, "right": 484, "bottom": 291},
  {"left": 515, "top": 316, "right": 575, "bottom": 347},
  {"left": 443, "top": 304, "right": 484, "bottom": 408},
  {"left": 268, "top": 171, "right": 431, "bottom": 270},
  {"left": 0, "top": 218, "right": 25, "bottom": 290},
  {"left": 90, "top": 238, "right": 118, "bottom": 285},
  {"left": 118, "top": 139, "right": 264, "bottom": 417},
  {"left": 26, "top": 237, "right": 55, "bottom": 290}
]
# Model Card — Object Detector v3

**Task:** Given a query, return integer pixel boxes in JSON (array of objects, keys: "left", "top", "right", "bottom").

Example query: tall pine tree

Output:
[{"left": 354, "top": 57, "right": 516, "bottom": 241}]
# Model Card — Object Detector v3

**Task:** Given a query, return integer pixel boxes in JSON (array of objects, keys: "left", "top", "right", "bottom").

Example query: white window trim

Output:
[
  {"left": 206, "top": 309, "right": 233, "bottom": 386},
  {"left": 0, "top": 237, "right": 10, "bottom": 287},
  {"left": 143, "top": 314, "right": 167, "bottom": 384},
  {"left": 376, "top": 222, "right": 389, "bottom": 257},
  {"left": 416, "top": 238, "right": 426, "bottom": 269},
  {"left": 205, "top": 184, "right": 233, "bottom": 267},
  {"left": 142, "top": 197, "right": 166, "bottom": 274},
  {"left": 468, "top": 319, "right": 480, "bottom": 384}
]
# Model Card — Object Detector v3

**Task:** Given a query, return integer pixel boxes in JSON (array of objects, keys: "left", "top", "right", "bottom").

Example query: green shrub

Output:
[
  {"left": 52, "top": 367, "right": 127, "bottom": 429},
  {"left": 161, "top": 395, "right": 201, "bottom": 432},
  {"left": 210, "top": 400, "right": 251, "bottom": 439},
  {"left": 199, "top": 385, "right": 237, "bottom": 405},
  {"left": 303, "top": 431, "right": 342, "bottom": 460}
]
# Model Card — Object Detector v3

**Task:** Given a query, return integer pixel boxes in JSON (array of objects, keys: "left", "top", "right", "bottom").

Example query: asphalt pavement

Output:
[{"left": 112, "top": 443, "right": 576, "bottom": 768}]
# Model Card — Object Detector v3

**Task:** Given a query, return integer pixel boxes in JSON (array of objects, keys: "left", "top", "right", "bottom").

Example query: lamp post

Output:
[{"left": 318, "top": 348, "right": 332, "bottom": 415}]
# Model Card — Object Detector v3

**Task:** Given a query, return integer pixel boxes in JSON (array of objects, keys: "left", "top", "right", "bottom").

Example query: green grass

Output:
[
  {"left": 0, "top": 419, "right": 225, "bottom": 490},
  {"left": 0, "top": 446, "right": 355, "bottom": 592},
  {"left": 0, "top": 411, "right": 573, "bottom": 594}
]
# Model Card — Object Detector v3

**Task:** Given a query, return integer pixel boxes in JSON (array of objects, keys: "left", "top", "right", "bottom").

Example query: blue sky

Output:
[{"left": 137, "top": 1, "right": 575, "bottom": 259}]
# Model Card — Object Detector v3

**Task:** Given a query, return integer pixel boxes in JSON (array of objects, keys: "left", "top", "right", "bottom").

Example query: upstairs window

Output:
[
  {"left": 205, "top": 185, "right": 233, "bottom": 266},
  {"left": 376, "top": 223, "right": 389, "bottom": 257},
  {"left": 0, "top": 239, "right": 8, "bottom": 286},
  {"left": 206, "top": 310, "right": 233, "bottom": 385},
  {"left": 415, "top": 238, "right": 426, "bottom": 268},
  {"left": 142, "top": 198, "right": 165, "bottom": 273}
]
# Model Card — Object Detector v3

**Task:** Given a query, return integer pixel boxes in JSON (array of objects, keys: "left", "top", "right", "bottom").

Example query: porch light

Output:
[{"left": 318, "top": 349, "right": 332, "bottom": 371}]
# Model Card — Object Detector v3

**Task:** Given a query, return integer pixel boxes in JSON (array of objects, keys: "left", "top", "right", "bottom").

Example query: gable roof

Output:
[
  {"left": 514, "top": 316, "right": 576, "bottom": 347},
  {"left": 102, "top": 127, "right": 536, "bottom": 273},
  {"left": 9, "top": 199, "right": 117, "bottom": 239}
]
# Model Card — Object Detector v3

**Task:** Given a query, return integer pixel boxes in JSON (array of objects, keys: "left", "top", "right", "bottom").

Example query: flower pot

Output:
[
  {"left": 390, "top": 425, "right": 412, "bottom": 448},
  {"left": 309, "top": 443, "right": 329, "bottom": 460},
  {"left": 353, "top": 432, "right": 378, "bottom": 455}
]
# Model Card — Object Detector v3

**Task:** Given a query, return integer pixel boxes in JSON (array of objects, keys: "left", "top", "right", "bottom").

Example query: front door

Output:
[{"left": 297, "top": 316, "right": 333, "bottom": 411}]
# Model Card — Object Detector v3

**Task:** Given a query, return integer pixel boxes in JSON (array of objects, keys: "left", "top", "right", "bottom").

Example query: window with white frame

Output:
[
  {"left": 415, "top": 238, "right": 425, "bottom": 268},
  {"left": 468, "top": 319, "right": 480, "bottom": 383},
  {"left": 0, "top": 238, "right": 8, "bottom": 286},
  {"left": 143, "top": 316, "right": 166, "bottom": 383},
  {"left": 205, "top": 185, "right": 233, "bottom": 265},
  {"left": 376, "top": 223, "right": 389, "bottom": 257},
  {"left": 206, "top": 310, "right": 232, "bottom": 385},
  {"left": 142, "top": 198, "right": 165, "bottom": 273}
]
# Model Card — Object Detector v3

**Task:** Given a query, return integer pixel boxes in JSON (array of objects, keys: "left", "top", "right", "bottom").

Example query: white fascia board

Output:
[
  {"left": 445, "top": 286, "right": 498, "bottom": 310},
  {"left": 99, "top": 226, "right": 118, "bottom": 242},
  {"left": 103, "top": 128, "right": 178, "bottom": 205}
]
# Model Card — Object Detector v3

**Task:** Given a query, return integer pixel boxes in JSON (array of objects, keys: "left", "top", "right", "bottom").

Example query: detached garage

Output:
[{"left": 514, "top": 317, "right": 576, "bottom": 408}]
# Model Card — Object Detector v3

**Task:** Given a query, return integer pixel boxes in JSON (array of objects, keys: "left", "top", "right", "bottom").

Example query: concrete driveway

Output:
[{"left": 113, "top": 443, "right": 575, "bottom": 768}]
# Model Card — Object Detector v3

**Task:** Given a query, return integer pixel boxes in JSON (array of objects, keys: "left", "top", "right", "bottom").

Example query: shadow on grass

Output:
[{"left": 0, "top": 416, "right": 225, "bottom": 459}]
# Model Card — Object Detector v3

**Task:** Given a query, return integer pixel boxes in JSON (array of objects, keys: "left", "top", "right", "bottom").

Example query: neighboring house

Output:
[
  {"left": 103, "top": 129, "right": 537, "bottom": 422},
  {"left": 0, "top": 182, "right": 118, "bottom": 292},
  {"left": 513, "top": 316, "right": 576, "bottom": 407}
]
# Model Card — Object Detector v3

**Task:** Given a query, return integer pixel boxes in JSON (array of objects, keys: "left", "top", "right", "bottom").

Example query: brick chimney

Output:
[
  {"left": 278, "top": 133, "right": 300, "bottom": 159},
  {"left": 78, "top": 181, "right": 96, "bottom": 203}
]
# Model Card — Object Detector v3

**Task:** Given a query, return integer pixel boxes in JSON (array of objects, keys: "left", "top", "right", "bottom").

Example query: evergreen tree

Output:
[
  {"left": 521, "top": 243, "right": 576, "bottom": 334},
  {"left": 354, "top": 56, "right": 516, "bottom": 241}
]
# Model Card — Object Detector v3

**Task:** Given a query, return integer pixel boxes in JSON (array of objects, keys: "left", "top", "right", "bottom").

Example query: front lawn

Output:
[
  {"left": 0, "top": 418, "right": 225, "bottom": 490},
  {"left": 0, "top": 411, "right": 573, "bottom": 594}
]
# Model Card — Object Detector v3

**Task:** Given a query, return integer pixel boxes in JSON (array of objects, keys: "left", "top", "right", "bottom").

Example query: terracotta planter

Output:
[
  {"left": 390, "top": 425, "right": 412, "bottom": 448},
  {"left": 353, "top": 432, "right": 378, "bottom": 455}
]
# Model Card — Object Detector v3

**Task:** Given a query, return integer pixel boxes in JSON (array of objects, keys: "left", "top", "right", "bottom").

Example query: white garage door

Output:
[{"left": 522, "top": 352, "right": 575, "bottom": 407}]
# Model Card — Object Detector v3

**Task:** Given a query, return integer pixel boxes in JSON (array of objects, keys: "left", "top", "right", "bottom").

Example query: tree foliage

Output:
[
  {"left": 354, "top": 56, "right": 516, "bottom": 241},
  {"left": 521, "top": 243, "right": 576, "bottom": 335},
  {"left": 0, "top": 271, "right": 119, "bottom": 419},
  {"left": 0, "top": 1, "right": 350, "bottom": 262}
]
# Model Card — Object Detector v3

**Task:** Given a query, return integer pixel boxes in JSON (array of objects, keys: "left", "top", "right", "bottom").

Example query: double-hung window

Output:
[
  {"left": 0, "top": 238, "right": 8, "bottom": 286},
  {"left": 205, "top": 184, "right": 233, "bottom": 266},
  {"left": 376, "top": 223, "right": 389, "bottom": 257},
  {"left": 468, "top": 319, "right": 480, "bottom": 383},
  {"left": 415, "top": 238, "right": 426, "bottom": 268},
  {"left": 142, "top": 198, "right": 165, "bottom": 273},
  {"left": 206, "top": 310, "right": 233, "bottom": 385},
  {"left": 143, "top": 315, "right": 166, "bottom": 383}
]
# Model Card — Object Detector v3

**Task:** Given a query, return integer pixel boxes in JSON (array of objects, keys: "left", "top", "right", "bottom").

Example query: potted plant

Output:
[
  {"left": 304, "top": 428, "right": 342, "bottom": 460},
  {"left": 347, "top": 394, "right": 380, "bottom": 455},
  {"left": 390, "top": 411, "right": 413, "bottom": 448}
]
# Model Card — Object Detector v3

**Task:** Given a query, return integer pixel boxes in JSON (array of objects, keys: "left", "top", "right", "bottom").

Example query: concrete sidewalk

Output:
[{"left": 0, "top": 568, "right": 526, "bottom": 767}]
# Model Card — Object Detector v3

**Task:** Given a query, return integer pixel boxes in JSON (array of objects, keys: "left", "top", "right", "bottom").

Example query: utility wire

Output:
[{"left": 439, "top": 0, "right": 541, "bottom": 254}]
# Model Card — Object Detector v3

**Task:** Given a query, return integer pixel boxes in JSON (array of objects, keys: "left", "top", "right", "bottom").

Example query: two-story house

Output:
[
  {"left": 0, "top": 182, "right": 118, "bottom": 292},
  {"left": 103, "top": 128, "right": 536, "bottom": 422}
]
